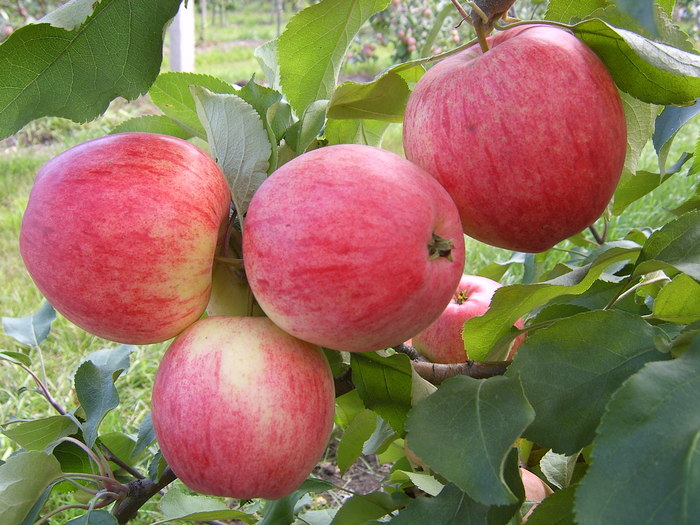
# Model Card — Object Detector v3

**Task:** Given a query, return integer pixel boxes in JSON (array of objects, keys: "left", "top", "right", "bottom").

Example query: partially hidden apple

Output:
[
  {"left": 242, "top": 144, "right": 466, "bottom": 353},
  {"left": 403, "top": 25, "right": 627, "bottom": 253},
  {"left": 520, "top": 468, "right": 553, "bottom": 520},
  {"left": 411, "top": 274, "right": 524, "bottom": 363},
  {"left": 150, "top": 316, "right": 336, "bottom": 500},
  {"left": 20, "top": 132, "right": 231, "bottom": 344}
]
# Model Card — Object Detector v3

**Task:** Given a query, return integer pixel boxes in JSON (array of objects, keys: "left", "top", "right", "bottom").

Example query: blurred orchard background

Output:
[{"left": 1, "top": 0, "right": 699, "bottom": 520}]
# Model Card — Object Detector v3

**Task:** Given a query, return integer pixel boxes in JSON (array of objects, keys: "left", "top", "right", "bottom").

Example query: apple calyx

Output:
[
  {"left": 428, "top": 233, "right": 455, "bottom": 261},
  {"left": 454, "top": 289, "right": 470, "bottom": 305}
]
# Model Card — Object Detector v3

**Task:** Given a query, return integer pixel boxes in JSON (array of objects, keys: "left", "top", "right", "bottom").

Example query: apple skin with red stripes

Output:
[
  {"left": 403, "top": 25, "right": 627, "bottom": 253},
  {"left": 151, "top": 316, "right": 336, "bottom": 500},
  {"left": 20, "top": 132, "right": 231, "bottom": 344},
  {"left": 242, "top": 143, "right": 466, "bottom": 353}
]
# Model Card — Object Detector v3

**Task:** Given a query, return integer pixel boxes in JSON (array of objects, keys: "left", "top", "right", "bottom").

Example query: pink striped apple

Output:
[
  {"left": 242, "top": 144, "right": 466, "bottom": 353},
  {"left": 20, "top": 133, "right": 231, "bottom": 344},
  {"left": 403, "top": 25, "right": 627, "bottom": 253},
  {"left": 412, "top": 274, "right": 525, "bottom": 363},
  {"left": 151, "top": 316, "right": 336, "bottom": 500}
]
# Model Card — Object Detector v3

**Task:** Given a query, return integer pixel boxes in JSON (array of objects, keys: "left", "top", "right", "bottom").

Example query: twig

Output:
[
  {"left": 588, "top": 225, "right": 605, "bottom": 245},
  {"left": 333, "top": 368, "right": 354, "bottom": 398},
  {"left": 411, "top": 360, "right": 511, "bottom": 384},
  {"left": 111, "top": 466, "right": 178, "bottom": 524},
  {"left": 100, "top": 443, "right": 146, "bottom": 480},
  {"left": 392, "top": 343, "right": 428, "bottom": 361}
]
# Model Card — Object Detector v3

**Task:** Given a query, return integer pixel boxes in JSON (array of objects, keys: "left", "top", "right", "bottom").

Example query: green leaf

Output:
[
  {"left": 0, "top": 0, "right": 182, "bottom": 140},
  {"left": 295, "top": 509, "right": 337, "bottom": 525},
  {"left": 634, "top": 210, "right": 700, "bottom": 279},
  {"left": 327, "top": 72, "right": 410, "bottom": 122},
  {"left": 100, "top": 432, "right": 140, "bottom": 468},
  {"left": 259, "top": 478, "right": 336, "bottom": 525},
  {"left": 193, "top": 86, "right": 271, "bottom": 218},
  {"left": 335, "top": 389, "right": 366, "bottom": 428},
  {"left": 405, "top": 375, "right": 534, "bottom": 506},
  {"left": 526, "top": 486, "right": 576, "bottom": 525},
  {"left": 539, "top": 450, "right": 578, "bottom": 490},
  {"left": 336, "top": 409, "right": 377, "bottom": 474},
  {"left": 110, "top": 115, "right": 192, "bottom": 139},
  {"left": 672, "top": 178, "right": 700, "bottom": 216},
  {"left": 575, "top": 337, "right": 700, "bottom": 524},
  {"left": 465, "top": 243, "right": 642, "bottom": 361},
  {"left": 0, "top": 350, "right": 32, "bottom": 367},
  {"left": 63, "top": 510, "right": 118, "bottom": 525},
  {"left": 331, "top": 492, "right": 400, "bottom": 525},
  {"left": 544, "top": 0, "right": 608, "bottom": 22},
  {"left": 506, "top": 310, "right": 669, "bottom": 454},
  {"left": 131, "top": 412, "right": 155, "bottom": 458},
  {"left": 2, "top": 302, "right": 56, "bottom": 347},
  {"left": 620, "top": 91, "right": 657, "bottom": 174},
  {"left": 612, "top": 170, "right": 668, "bottom": 216},
  {"left": 155, "top": 487, "right": 256, "bottom": 524},
  {"left": 83, "top": 344, "right": 132, "bottom": 374},
  {"left": 52, "top": 440, "right": 94, "bottom": 474},
  {"left": 18, "top": 483, "right": 55, "bottom": 525},
  {"left": 653, "top": 274, "right": 700, "bottom": 324},
  {"left": 74, "top": 345, "right": 132, "bottom": 447},
  {"left": 40, "top": 0, "right": 101, "bottom": 30},
  {"left": 362, "top": 416, "right": 397, "bottom": 455},
  {"left": 387, "top": 470, "right": 521, "bottom": 525},
  {"left": 0, "top": 450, "right": 63, "bottom": 525},
  {"left": 149, "top": 72, "right": 238, "bottom": 138},
  {"left": 388, "top": 484, "right": 485, "bottom": 524},
  {"left": 255, "top": 39, "right": 280, "bottom": 90},
  {"left": 2, "top": 415, "right": 78, "bottom": 451},
  {"left": 237, "top": 79, "right": 286, "bottom": 168},
  {"left": 403, "top": 471, "right": 445, "bottom": 497},
  {"left": 285, "top": 99, "right": 329, "bottom": 154},
  {"left": 572, "top": 19, "right": 700, "bottom": 105},
  {"left": 277, "top": 0, "right": 389, "bottom": 115},
  {"left": 350, "top": 352, "right": 413, "bottom": 435},
  {"left": 324, "top": 119, "right": 390, "bottom": 147},
  {"left": 653, "top": 98, "right": 700, "bottom": 153},
  {"left": 613, "top": 0, "right": 659, "bottom": 36}
]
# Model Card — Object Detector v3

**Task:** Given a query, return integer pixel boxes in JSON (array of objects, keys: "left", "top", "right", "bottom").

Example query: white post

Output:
[{"left": 170, "top": 1, "right": 196, "bottom": 72}]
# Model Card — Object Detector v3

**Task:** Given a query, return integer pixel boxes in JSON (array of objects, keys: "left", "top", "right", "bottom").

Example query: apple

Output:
[
  {"left": 411, "top": 274, "right": 524, "bottom": 363},
  {"left": 403, "top": 24, "right": 627, "bottom": 253},
  {"left": 150, "top": 316, "right": 336, "bottom": 500},
  {"left": 242, "top": 144, "right": 466, "bottom": 353},
  {"left": 520, "top": 467, "right": 553, "bottom": 520},
  {"left": 19, "top": 132, "right": 231, "bottom": 344}
]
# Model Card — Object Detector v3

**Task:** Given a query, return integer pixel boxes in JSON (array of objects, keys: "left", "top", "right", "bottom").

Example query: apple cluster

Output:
[{"left": 18, "top": 23, "right": 626, "bottom": 504}]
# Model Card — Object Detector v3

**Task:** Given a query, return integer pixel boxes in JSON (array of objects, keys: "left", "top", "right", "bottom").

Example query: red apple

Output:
[
  {"left": 520, "top": 468, "right": 553, "bottom": 520},
  {"left": 242, "top": 144, "right": 466, "bottom": 353},
  {"left": 403, "top": 25, "right": 627, "bottom": 253},
  {"left": 19, "top": 132, "right": 231, "bottom": 344},
  {"left": 151, "top": 316, "right": 336, "bottom": 500},
  {"left": 411, "top": 274, "right": 524, "bottom": 363}
]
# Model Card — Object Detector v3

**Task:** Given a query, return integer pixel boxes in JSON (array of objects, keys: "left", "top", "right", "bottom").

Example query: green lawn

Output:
[{"left": 1, "top": 5, "right": 699, "bottom": 523}]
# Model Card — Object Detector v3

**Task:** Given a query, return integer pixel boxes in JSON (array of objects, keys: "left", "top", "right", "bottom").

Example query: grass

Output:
[{"left": 1, "top": 4, "right": 699, "bottom": 523}]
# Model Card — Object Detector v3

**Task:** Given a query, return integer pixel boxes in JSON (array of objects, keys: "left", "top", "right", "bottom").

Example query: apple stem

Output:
[
  {"left": 427, "top": 232, "right": 456, "bottom": 261},
  {"left": 588, "top": 223, "right": 607, "bottom": 245}
]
